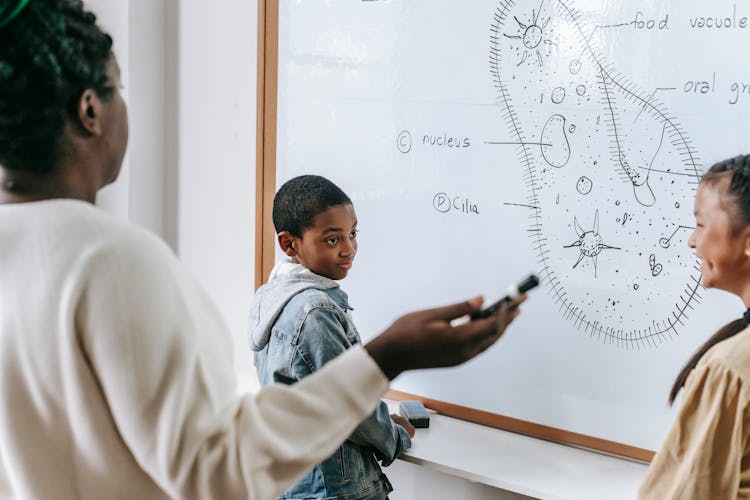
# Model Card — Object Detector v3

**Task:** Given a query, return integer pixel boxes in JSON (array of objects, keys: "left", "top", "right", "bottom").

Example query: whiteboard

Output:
[{"left": 264, "top": 0, "right": 750, "bottom": 457}]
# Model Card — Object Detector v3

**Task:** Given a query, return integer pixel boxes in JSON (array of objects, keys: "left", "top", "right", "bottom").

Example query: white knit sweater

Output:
[{"left": 0, "top": 199, "right": 387, "bottom": 499}]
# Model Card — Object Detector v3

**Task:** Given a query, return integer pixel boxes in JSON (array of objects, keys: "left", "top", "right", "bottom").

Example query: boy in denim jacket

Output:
[{"left": 249, "top": 175, "right": 414, "bottom": 500}]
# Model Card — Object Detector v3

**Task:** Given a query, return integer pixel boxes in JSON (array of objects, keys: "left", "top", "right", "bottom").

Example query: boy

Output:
[{"left": 249, "top": 175, "right": 414, "bottom": 500}]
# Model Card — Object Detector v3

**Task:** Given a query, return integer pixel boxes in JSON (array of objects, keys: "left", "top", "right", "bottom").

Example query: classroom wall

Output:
[
  {"left": 89, "top": 0, "right": 258, "bottom": 375},
  {"left": 88, "top": 0, "right": 171, "bottom": 235},
  {"left": 173, "top": 0, "right": 258, "bottom": 375}
]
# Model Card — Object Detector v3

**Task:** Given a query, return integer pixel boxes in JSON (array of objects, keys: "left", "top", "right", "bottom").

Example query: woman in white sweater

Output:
[{"left": 0, "top": 1, "right": 524, "bottom": 498}]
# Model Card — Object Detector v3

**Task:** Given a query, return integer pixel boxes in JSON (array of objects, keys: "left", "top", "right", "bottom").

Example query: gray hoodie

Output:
[{"left": 248, "top": 258, "right": 339, "bottom": 351}]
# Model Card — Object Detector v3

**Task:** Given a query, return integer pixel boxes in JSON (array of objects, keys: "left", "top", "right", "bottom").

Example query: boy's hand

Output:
[
  {"left": 390, "top": 414, "right": 416, "bottom": 438},
  {"left": 364, "top": 295, "right": 525, "bottom": 380}
]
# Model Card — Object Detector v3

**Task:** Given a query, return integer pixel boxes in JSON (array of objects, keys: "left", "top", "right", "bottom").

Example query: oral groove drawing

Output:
[{"left": 491, "top": 0, "right": 703, "bottom": 348}]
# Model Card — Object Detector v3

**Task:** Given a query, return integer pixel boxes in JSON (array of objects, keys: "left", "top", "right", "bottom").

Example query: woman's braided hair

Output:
[
  {"left": 669, "top": 154, "right": 750, "bottom": 404},
  {"left": 0, "top": 0, "right": 112, "bottom": 173}
]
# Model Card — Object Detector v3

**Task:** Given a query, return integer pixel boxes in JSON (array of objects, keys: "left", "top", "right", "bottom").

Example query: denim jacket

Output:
[{"left": 249, "top": 260, "right": 411, "bottom": 500}]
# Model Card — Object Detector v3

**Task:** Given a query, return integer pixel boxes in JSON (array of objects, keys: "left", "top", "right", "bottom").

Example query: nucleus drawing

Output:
[{"left": 490, "top": 0, "right": 703, "bottom": 348}]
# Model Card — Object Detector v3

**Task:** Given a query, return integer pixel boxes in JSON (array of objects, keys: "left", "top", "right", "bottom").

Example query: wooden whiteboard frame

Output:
[{"left": 254, "top": 0, "right": 653, "bottom": 463}]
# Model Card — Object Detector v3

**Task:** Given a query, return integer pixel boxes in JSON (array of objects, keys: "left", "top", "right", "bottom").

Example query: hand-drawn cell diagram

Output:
[{"left": 490, "top": 0, "right": 702, "bottom": 348}]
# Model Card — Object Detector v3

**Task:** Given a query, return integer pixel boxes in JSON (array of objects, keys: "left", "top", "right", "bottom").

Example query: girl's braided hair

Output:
[
  {"left": 0, "top": 0, "right": 112, "bottom": 173},
  {"left": 669, "top": 154, "right": 750, "bottom": 404}
]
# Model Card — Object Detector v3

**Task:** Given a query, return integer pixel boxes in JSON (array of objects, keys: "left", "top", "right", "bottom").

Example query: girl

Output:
[{"left": 639, "top": 154, "right": 750, "bottom": 499}]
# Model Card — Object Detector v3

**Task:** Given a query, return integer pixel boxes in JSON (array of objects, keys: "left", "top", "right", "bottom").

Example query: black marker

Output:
[{"left": 470, "top": 274, "right": 539, "bottom": 321}]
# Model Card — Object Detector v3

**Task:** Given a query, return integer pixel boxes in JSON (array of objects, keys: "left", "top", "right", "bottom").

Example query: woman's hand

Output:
[{"left": 365, "top": 295, "right": 525, "bottom": 380}]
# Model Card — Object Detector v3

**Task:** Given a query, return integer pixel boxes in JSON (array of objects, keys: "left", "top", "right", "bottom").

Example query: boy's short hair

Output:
[{"left": 272, "top": 175, "right": 352, "bottom": 237}]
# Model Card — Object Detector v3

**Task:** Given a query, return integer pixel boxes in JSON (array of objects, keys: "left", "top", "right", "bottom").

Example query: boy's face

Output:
[{"left": 282, "top": 203, "right": 358, "bottom": 280}]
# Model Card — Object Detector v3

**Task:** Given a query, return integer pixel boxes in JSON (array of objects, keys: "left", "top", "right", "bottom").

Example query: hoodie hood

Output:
[{"left": 248, "top": 258, "right": 339, "bottom": 351}]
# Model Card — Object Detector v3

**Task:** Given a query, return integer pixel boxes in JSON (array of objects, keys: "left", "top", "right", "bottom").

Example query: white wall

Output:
[
  {"left": 88, "top": 0, "right": 170, "bottom": 236},
  {"left": 126, "top": 0, "right": 170, "bottom": 238},
  {"left": 174, "top": 0, "right": 258, "bottom": 375},
  {"left": 88, "top": 0, "right": 258, "bottom": 375}
]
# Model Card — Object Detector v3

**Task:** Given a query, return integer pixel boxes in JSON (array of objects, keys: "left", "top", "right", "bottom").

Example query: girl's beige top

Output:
[{"left": 639, "top": 325, "right": 750, "bottom": 499}]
